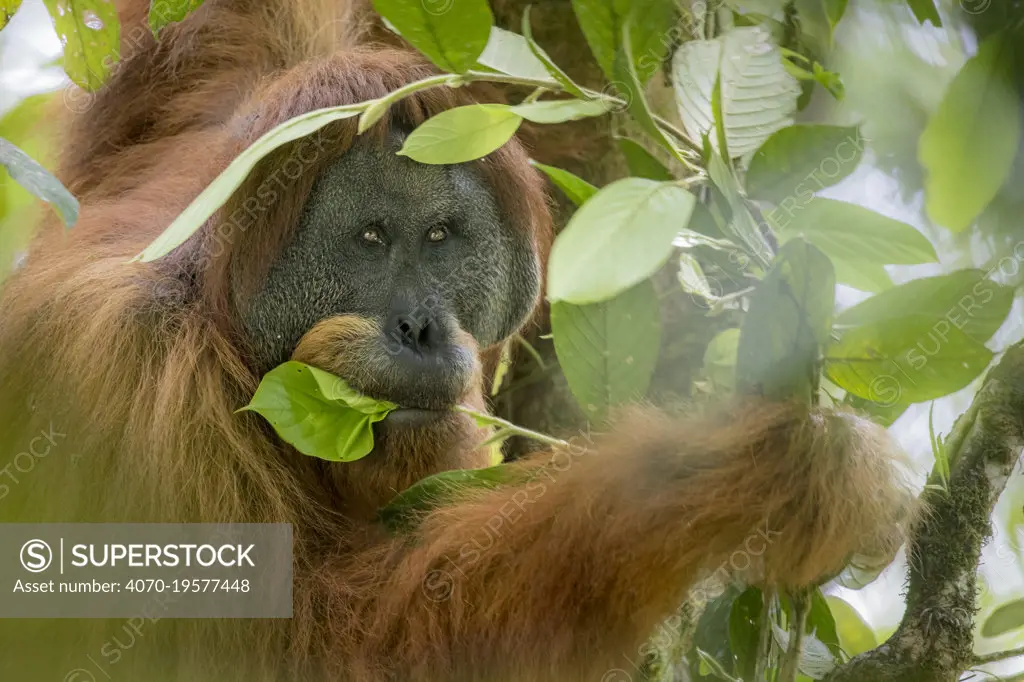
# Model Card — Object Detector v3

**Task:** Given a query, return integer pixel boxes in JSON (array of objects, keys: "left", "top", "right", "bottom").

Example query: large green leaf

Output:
[
  {"left": 746, "top": 124, "right": 864, "bottom": 205},
  {"left": 825, "top": 596, "right": 877, "bottom": 656},
  {"left": 825, "top": 315, "right": 993, "bottom": 404},
  {"left": 529, "top": 160, "right": 598, "bottom": 206},
  {"left": 769, "top": 197, "right": 937, "bottom": 292},
  {"left": 618, "top": 137, "right": 673, "bottom": 181},
  {"left": 737, "top": 239, "right": 835, "bottom": 402},
  {"left": 703, "top": 328, "right": 740, "bottom": 394},
  {"left": 570, "top": 0, "right": 676, "bottom": 84},
  {"left": 808, "top": 589, "right": 842, "bottom": 658},
  {"left": 551, "top": 280, "right": 661, "bottom": 422},
  {"left": 510, "top": 98, "right": 612, "bottom": 124},
  {"left": 719, "top": 26, "right": 801, "bottom": 158},
  {"left": 238, "top": 361, "right": 397, "bottom": 462},
  {"left": 379, "top": 464, "right": 530, "bottom": 532},
  {"left": 982, "top": 597, "right": 1024, "bottom": 638},
  {"left": 0, "top": 138, "right": 78, "bottom": 226},
  {"left": 837, "top": 270, "right": 1013, "bottom": 345},
  {"left": 1, "top": 0, "right": 22, "bottom": 29},
  {"left": 547, "top": 178, "right": 696, "bottom": 304},
  {"left": 919, "top": 32, "right": 1020, "bottom": 232},
  {"left": 476, "top": 26, "right": 554, "bottom": 82},
  {"left": 43, "top": 0, "right": 120, "bottom": 91},
  {"left": 728, "top": 586, "right": 763, "bottom": 681},
  {"left": 137, "top": 103, "right": 367, "bottom": 262},
  {"left": 148, "top": 0, "right": 204, "bottom": 34},
  {"left": 397, "top": 104, "right": 521, "bottom": 164},
  {"left": 371, "top": 0, "right": 493, "bottom": 73},
  {"left": 612, "top": 20, "right": 686, "bottom": 163}
]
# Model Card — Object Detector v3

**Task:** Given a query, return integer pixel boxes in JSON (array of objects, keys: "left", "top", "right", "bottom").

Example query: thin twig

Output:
[
  {"left": 455, "top": 405, "right": 569, "bottom": 449},
  {"left": 974, "top": 646, "right": 1024, "bottom": 666}
]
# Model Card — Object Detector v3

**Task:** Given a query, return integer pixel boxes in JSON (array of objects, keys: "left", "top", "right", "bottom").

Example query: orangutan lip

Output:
[{"left": 380, "top": 407, "right": 449, "bottom": 428}]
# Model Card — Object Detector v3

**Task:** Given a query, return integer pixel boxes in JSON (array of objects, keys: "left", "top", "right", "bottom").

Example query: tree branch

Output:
[
  {"left": 974, "top": 645, "right": 1024, "bottom": 666},
  {"left": 824, "top": 341, "right": 1024, "bottom": 682}
]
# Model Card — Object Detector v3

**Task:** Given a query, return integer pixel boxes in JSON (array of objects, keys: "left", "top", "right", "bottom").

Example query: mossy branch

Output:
[{"left": 824, "top": 340, "right": 1024, "bottom": 682}]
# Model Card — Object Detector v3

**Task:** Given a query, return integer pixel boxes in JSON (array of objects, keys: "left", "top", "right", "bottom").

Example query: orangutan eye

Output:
[
  {"left": 426, "top": 226, "right": 449, "bottom": 243},
  {"left": 361, "top": 228, "right": 385, "bottom": 246}
]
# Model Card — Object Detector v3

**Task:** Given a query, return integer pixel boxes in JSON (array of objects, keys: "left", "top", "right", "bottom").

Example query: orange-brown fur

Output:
[{"left": 0, "top": 1, "right": 913, "bottom": 680}]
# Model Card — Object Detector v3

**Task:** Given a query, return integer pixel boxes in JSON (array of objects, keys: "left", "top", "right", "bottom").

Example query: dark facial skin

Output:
[{"left": 237, "top": 129, "right": 539, "bottom": 412}]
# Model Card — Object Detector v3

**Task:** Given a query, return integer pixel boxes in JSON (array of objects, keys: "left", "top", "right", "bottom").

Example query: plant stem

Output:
[
  {"left": 375, "top": 70, "right": 706, "bottom": 164},
  {"left": 974, "top": 645, "right": 1024, "bottom": 666},
  {"left": 755, "top": 589, "right": 775, "bottom": 682},
  {"left": 454, "top": 405, "right": 569, "bottom": 449},
  {"left": 778, "top": 589, "right": 810, "bottom": 682}
]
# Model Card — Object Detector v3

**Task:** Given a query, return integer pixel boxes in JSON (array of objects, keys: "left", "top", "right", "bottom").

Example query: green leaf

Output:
[
  {"left": 737, "top": 239, "right": 835, "bottom": 402},
  {"left": 357, "top": 74, "right": 459, "bottom": 134},
  {"left": 695, "top": 648, "right": 742, "bottom": 682},
  {"left": 551, "top": 280, "right": 661, "bottom": 422},
  {"left": 547, "top": 178, "right": 696, "bottom": 304},
  {"left": 793, "top": 0, "right": 834, "bottom": 54},
  {"left": 521, "top": 6, "right": 586, "bottom": 98},
  {"left": 825, "top": 596, "right": 876, "bottom": 656},
  {"left": 836, "top": 270, "right": 1013, "bottom": 346},
  {"left": 476, "top": 25, "right": 554, "bottom": 82},
  {"left": 397, "top": 103, "right": 522, "bottom": 164},
  {"left": 1, "top": 0, "right": 23, "bottom": 30},
  {"left": 613, "top": 21, "right": 686, "bottom": 162},
  {"left": 672, "top": 38, "right": 721, "bottom": 149},
  {"left": 928, "top": 401, "right": 949, "bottom": 488},
  {"left": 148, "top": 0, "right": 205, "bottom": 34},
  {"left": 825, "top": 315, "right": 993, "bottom": 404},
  {"left": 0, "top": 138, "right": 78, "bottom": 226},
  {"left": 906, "top": 0, "right": 941, "bottom": 26},
  {"left": 746, "top": 125, "right": 864, "bottom": 205},
  {"left": 808, "top": 589, "right": 842, "bottom": 658},
  {"left": 845, "top": 393, "right": 909, "bottom": 427},
  {"left": 703, "top": 328, "right": 740, "bottom": 393},
  {"left": 769, "top": 197, "right": 937, "bottom": 292},
  {"left": 919, "top": 32, "right": 1020, "bottom": 232},
  {"left": 708, "top": 151, "right": 771, "bottom": 265},
  {"left": 43, "top": 0, "right": 121, "bottom": 91},
  {"left": 239, "top": 361, "right": 396, "bottom": 462},
  {"left": 728, "top": 586, "right": 764, "bottom": 681},
  {"left": 983, "top": 599, "right": 1024, "bottom": 638},
  {"left": 370, "top": 0, "right": 493, "bottom": 73},
  {"left": 825, "top": 0, "right": 848, "bottom": 27},
  {"left": 570, "top": 0, "right": 676, "bottom": 84},
  {"left": 678, "top": 252, "right": 716, "bottom": 301},
  {"left": 378, "top": 464, "right": 529, "bottom": 532},
  {"left": 137, "top": 103, "right": 366, "bottom": 262},
  {"left": 812, "top": 62, "right": 845, "bottom": 100},
  {"left": 510, "top": 98, "right": 612, "bottom": 124},
  {"left": 618, "top": 137, "right": 673, "bottom": 181},
  {"left": 718, "top": 26, "right": 801, "bottom": 158},
  {"left": 529, "top": 160, "right": 597, "bottom": 206}
]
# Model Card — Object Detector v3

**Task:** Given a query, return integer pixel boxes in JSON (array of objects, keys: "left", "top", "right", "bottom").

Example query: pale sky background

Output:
[{"left": 3, "top": 0, "right": 1024, "bottom": 676}]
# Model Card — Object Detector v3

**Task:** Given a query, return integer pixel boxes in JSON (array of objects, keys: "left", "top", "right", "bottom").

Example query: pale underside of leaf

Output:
[
  {"left": 719, "top": 26, "right": 800, "bottom": 158},
  {"left": 672, "top": 39, "right": 721, "bottom": 149}
]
